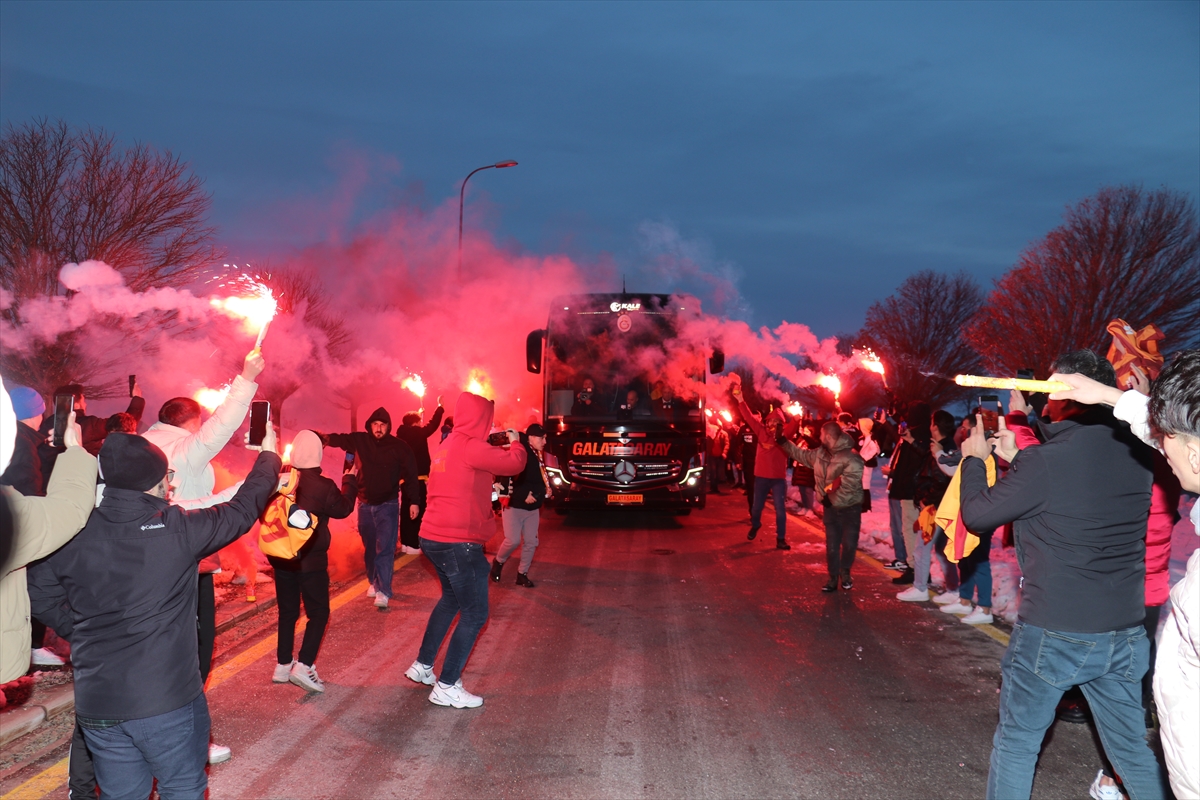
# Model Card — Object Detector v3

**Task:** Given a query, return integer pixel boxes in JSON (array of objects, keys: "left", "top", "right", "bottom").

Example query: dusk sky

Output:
[{"left": 2, "top": 1, "right": 1197, "bottom": 336}]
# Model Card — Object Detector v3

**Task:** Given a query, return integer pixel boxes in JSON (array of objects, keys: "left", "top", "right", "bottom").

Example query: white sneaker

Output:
[
  {"left": 429, "top": 679, "right": 483, "bottom": 708},
  {"left": 404, "top": 660, "right": 435, "bottom": 686},
  {"left": 273, "top": 661, "right": 294, "bottom": 683},
  {"left": 289, "top": 661, "right": 325, "bottom": 693},
  {"left": 1089, "top": 770, "right": 1123, "bottom": 800},
  {"left": 961, "top": 609, "right": 995, "bottom": 625},
  {"left": 939, "top": 601, "right": 973, "bottom": 615},
  {"left": 931, "top": 590, "right": 959, "bottom": 605},
  {"left": 896, "top": 587, "right": 930, "bottom": 602},
  {"left": 208, "top": 743, "right": 232, "bottom": 764},
  {"left": 374, "top": 594, "right": 389, "bottom": 610},
  {"left": 30, "top": 647, "right": 66, "bottom": 666},
  {"left": 366, "top": 584, "right": 376, "bottom": 598}
]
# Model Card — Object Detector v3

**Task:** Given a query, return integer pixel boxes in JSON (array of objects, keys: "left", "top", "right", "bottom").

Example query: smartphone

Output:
[
  {"left": 1016, "top": 369, "right": 1035, "bottom": 382},
  {"left": 344, "top": 451, "right": 356, "bottom": 472},
  {"left": 248, "top": 401, "right": 270, "bottom": 447},
  {"left": 978, "top": 395, "right": 1000, "bottom": 438},
  {"left": 128, "top": 374, "right": 137, "bottom": 396},
  {"left": 53, "top": 394, "right": 74, "bottom": 448}
]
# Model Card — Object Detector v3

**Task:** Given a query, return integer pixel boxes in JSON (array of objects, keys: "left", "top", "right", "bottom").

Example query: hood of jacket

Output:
[
  {"left": 365, "top": 407, "right": 392, "bottom": 435},
  {"left": 95, "top": 486, "right": 170, "bottom": 524},
  {"left": 829, "top": 430, "right": 855, "bottom": 453},
  {"left": 452, "top": 392, "right": 494, "bottom": 440}
]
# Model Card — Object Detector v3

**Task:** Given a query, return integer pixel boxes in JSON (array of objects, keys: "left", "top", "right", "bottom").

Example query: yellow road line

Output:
[{"left": 1, "top": 554, "right": 420, "bottom": 799}]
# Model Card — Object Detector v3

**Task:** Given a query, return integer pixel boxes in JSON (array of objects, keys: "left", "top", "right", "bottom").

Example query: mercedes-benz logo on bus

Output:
[{"left": 614, "top": 460, "right": 637, "bottom": 483}]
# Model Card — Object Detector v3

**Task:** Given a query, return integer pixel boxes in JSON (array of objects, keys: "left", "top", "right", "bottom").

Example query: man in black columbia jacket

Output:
[
  {"left": 490, "top": 424, "right": 550, "bottom": 587},
  {"left": 959, "top": 350, "right": 1165, "bottom": 800},
  {"left": 46, "top": 430, "right": 281, "bottom": 796},
  {"left": 320, "top": 407, "right": 418, "bottom": 609}
]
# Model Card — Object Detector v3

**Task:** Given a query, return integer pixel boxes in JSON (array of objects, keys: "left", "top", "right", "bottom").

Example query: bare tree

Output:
[
  {"left": 965, "top": 185, "right": 1200, "bottom": 374},
  {"left": 857, "top": 270, "right": 985, "bottom": 408},
  {"left": 0, "top": 119, "right": 218, "bottom": 395}
]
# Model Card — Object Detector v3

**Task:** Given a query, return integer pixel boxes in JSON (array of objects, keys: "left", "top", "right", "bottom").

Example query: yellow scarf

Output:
[{"left": 935, "top": 456, "right": 997, "bottom": 563}]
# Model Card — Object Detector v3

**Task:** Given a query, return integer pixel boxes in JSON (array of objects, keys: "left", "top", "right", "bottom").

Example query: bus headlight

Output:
[
  {"left": 546, "top": 467, "right": 568, "bottom": 486},
  {"left": 679, "top": 467, "right": 704, "bottom": 487}
]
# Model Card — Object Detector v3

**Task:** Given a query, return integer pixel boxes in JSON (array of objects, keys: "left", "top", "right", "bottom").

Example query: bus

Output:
[{"left": 525, "top": 293, "right": 723, "bottom": 513}]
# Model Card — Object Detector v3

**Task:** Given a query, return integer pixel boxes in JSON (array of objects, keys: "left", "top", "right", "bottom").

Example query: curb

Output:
[{"left": 0, "top": 683, "right": 76, "bottom": 749}]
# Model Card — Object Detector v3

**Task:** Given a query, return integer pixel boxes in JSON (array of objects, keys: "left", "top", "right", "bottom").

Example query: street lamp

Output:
[{"left": 459, "top": 160, "right": 518, "bottom": 277}]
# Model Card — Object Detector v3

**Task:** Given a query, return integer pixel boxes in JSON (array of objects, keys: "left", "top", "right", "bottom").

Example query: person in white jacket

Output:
[
  {"left": 141, "top": 347, "right": 264, "bottom": 766},
  {"left": 1051, "top": 350, "right": 1199, "bottom": 800}
]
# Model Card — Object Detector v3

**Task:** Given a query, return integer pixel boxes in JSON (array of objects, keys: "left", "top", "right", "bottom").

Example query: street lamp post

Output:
[{"left": 459, "top": 160, "right": 518, "bottom": 278}]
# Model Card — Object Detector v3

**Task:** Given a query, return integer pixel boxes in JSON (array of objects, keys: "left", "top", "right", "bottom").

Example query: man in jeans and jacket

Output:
[
  {"left": 780, "top": 421, "right": 864, "bottom": 592},
  {"left": 321, "top": 407, "right": 419, "bottom": 610},
  {"left": 959, "top": 350, "right": 1165, "bottom": 800},
  {"left": 46, "top": 429, "right": 281, "bottom": 797},
  {"left": 491, "top": 423, "right": 550, "bottom": 588}
]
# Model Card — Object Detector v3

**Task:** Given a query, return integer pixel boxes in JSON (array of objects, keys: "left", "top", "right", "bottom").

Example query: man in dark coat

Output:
[
  {"left": 491, "top": 424, "right": 550, "bottom": 587},
  {"left": 394, "top": 398, "right": 445, "bottom": 554},
  {"left": 46, "top": 430, "right": 281, "bottom": 796},
  {"left": 320, "top": 408, "right": 419, "bottom": 610},
  {"left": 40, "top": 382, "right": 146, "bottom": 457},
  {"left": 959, "top": 350, "right": 1163, "bottom": 800}
]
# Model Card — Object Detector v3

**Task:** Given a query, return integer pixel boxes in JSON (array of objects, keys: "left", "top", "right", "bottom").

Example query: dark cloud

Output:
[{"left": 2, "top": 0, "right": 1196, "bottom": 334}]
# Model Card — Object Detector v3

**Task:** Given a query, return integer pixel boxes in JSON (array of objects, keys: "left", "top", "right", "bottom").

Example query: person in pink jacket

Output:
[{"left": 403, "top": 391, "right": 526, "bottom": 709}]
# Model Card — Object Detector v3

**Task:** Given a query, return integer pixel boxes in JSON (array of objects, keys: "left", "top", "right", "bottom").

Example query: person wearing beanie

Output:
[
  {"left": 268, "top": 430, "right": 358, "bottom": 693},
  {"left": 1, "top": 386, "right": 48, "bottom": 497},
  {"left": 43, "top": 426, "right": 282, "bottom": 796},
  {"left": 318, "top": 408, "right": 420, "bottom": 610},
  {"left": 491, "top": 423, "right": 550, "bottom": 588},
  {"left": 0, "top": 375, "right": 96, "bottom": 688}
]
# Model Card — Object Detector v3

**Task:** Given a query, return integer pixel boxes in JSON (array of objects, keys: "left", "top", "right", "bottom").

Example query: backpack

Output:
[{"left": 257, "top": 469, "right": 318, "bottom": 560}]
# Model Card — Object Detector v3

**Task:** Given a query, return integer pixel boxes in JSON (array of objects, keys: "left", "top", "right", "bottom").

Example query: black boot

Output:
[
  {"left": 891, "top": 567, "right": 914, "bottom": 585},
  {"left": 821, "top": 578, "right": 838, "bottom": 593},
  {"left": 840, "top": 571, "right": 853, "bottom": 590},
  {"left": 490, "top": 558, "right": 504, "bottom": 583},
  {"left": 516, "top": 572, "right": 535, "bottom": 588}
]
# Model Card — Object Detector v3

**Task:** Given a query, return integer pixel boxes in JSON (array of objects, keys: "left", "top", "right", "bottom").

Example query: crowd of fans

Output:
[{"left": 0, "top": 343, "right": 1196, "bottom": 799}]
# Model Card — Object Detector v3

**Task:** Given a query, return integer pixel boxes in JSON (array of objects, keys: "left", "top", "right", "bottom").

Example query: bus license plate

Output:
[{"left": 608, "top": 494, "right": 643, "bottom": 505}]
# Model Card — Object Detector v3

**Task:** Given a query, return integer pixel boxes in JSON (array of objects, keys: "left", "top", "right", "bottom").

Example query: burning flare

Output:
[
  {"left": 465, "top": 368, "right": 493, "bottom": 399},
  {"left": 719, "top": 409, "right": 733, "bottom": 423},
  {"left": 785, "top": 401, "right": 804, "bottom": 417},
  {"left": 400, "top": 374, "right": 426, "bottom": 398},
  {"left": 282, "top": 443, "right": 293, "bottom": 464},
  {"left": 816, "top": 373, "right": 842, "bottom": 400},
  {"left": 857, "top": 349, "right": 887, "bottom": 386},
  {"left": 210, "top": 271, "right": 278, "bottom": 347},
  {"left": 193, "top": 385, "right": 230, "bottom": 413}
]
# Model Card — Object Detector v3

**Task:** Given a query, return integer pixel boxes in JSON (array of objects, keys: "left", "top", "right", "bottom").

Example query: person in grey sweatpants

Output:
[{"left": 491, "top": 424, "right": 549, "bottom": 588}]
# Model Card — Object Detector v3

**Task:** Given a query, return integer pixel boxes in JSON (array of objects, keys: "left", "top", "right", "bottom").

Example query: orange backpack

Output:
[{"left": 258, "top": 469, "right": 319, "bottom": 560}]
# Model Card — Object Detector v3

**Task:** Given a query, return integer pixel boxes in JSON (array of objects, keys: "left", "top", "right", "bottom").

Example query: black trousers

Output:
[
  {"left": 399, "top": 480, "right": 428, "bottom": 550},
  {"left": 275, "top": 569, "right": 330, "bottom": 667},
  {"left": 197, "top": 572, "right": 215, "bottom": 682},
  {"left": 743, "top": 472, "right": 756, "bottom": 512},
  {"left": 824, "top": 505, "right": 862, "bottom": 578},
  {"left": 68, "top": 718, "right": 97, "bottom": 797}
]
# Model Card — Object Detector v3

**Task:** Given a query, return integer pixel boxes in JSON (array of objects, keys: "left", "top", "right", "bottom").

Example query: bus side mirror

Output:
[
  {"left": 709, "top": 349, "right": 725, "bottom": 374},
  {"left": 526, "top": 329, "right": 546, "bottom": 374}
]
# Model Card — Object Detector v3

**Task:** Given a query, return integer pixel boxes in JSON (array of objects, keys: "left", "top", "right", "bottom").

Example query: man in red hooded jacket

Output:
[{"left": 403, "top": 391, "right": 526, "bottom": 708}]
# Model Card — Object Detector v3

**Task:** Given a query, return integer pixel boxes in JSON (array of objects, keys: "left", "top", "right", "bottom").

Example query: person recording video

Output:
[{"left": 571, "top": 377, "right": 602, "bottom": 417}]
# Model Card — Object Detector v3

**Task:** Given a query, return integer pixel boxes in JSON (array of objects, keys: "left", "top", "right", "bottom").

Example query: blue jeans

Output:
[
  {"left": 958, "top": 540, "right": 993, "bottom": 607},
  {"left": 749, "top": 477, "right": 787, "bottom": 542},
  {"left": 417, "top": 539, "right": 490, "bottom": 686},
  {"left": 987, "top": 622, "right": 1167, "bottom": 800},
  {"left": 888, "top": 498, "right": 908, "bottom": 563},
  {"left": 80, "top": 693, "right": 209, "bottom": 800},
  {"left": 359, "top": 500, "right": 399, "bottom": 599}
]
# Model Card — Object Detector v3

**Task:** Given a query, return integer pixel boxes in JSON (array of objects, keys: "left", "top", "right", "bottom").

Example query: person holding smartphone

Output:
[{"left": 141, "top": 347, "right": 265, "bottom": 766}]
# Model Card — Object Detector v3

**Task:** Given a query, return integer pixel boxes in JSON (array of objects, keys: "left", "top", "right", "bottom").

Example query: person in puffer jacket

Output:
[
  {"left": 1050, "top": 350, "right": 1200, "bottom": 800},
  {"left": 402, "top": 392, "right": 526, "bottom": 709},
  {"left": 779, "top": 422, "right": 864, "bottom": 593}
]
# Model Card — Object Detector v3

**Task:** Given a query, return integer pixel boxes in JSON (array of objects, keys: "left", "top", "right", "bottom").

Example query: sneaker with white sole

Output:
[
  {"left": 289, "top": 662, "right": 325, "bottom": 693},
  {"left": 208, "top": 743, "right": 232, "bottom": 765},
  {"left": 366, "top": 584, "right": 376, "bottom": 597},
  {"left": 939, "top": 601, "right": 974, "bottom": 615},
  {"left": 961, "top": 609, "right": 994, "bottom": 625},
  {"left": 30, "top": 647, "right": 67, "bottom": 666},
  {"left": 374, "top": 594, "right": 389, "bottom": 609},
  {"left": 1089, "top": 770, "right": 1123, "bottom": 800},
  {"left": 429, "top": 679, "right": 483, "bottom": 708},
  {"left": 896, "top": 587, "right": 930, "bottom": 602},
  {"left": 273, "top": 661, "right": 294, "bottom": 683},
  {"left": 931, "top": 590, "right": 960, "bottom": 605},
  {"left": 404, "top": 660, "right": 435, "bottom": 686}
]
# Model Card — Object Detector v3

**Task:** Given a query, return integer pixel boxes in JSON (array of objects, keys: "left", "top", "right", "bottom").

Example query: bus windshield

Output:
[{"left": 544, "top": 300, "right": 704, "bottom": 423}]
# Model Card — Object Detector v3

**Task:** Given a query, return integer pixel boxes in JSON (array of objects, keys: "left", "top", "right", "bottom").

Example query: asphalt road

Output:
[{"left": 2, "top": 492, "right": 1130, "bottom": 799}]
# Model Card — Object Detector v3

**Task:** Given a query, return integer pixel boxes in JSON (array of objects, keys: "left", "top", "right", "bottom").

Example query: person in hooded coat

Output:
[
  {"left": 269, "top": 430, "right": 358, "bottom": 693},
  {"left": 320, "top": 408, "right": 419, "bottom": 609},
  {"left": 403, "top": 391, "right": 526, "bottom": 709},
  {"left": 394, "top": 398, "right": 446, "bottom": 555}
]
